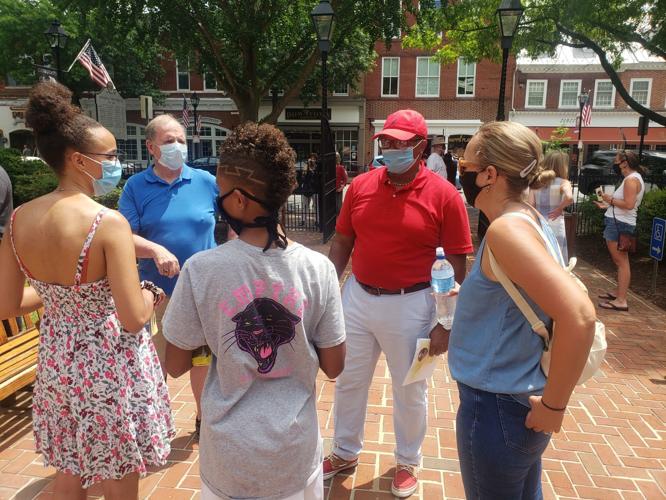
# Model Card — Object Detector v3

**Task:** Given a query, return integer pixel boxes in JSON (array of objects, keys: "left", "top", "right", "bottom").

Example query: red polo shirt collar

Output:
[{"left": 379, "top": 161, "right": 428, "bottom": 192}]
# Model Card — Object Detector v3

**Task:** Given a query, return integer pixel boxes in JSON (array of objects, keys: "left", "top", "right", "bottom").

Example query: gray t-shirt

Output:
[
  {"left": 163, "top": 239, "right": 345, "bottom": 499},
  {"left": 0, "top": 166, "right": 13, "bottom": 239}
]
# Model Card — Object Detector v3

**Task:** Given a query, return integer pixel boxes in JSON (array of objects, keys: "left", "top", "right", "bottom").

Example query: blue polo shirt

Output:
[{"left": 118, "top": 165, "right": 218, "bottom": 295}]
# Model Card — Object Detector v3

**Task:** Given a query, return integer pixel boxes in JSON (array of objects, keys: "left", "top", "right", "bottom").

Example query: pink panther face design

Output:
[{"left": 231, "top": 298, "right": 300, "bottom": 374}]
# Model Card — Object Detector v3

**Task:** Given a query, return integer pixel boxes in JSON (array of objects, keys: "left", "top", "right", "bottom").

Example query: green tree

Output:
[
  {"left": 0, "top": 0, "right": 165, "bottom": 99},
  {"left": 84, "top": 0, "right": 405, "bottom": 123},
  {"left": 406, "top": 0, "right": 666, "bottom": 126}
]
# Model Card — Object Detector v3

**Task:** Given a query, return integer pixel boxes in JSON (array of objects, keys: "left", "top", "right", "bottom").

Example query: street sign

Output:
[
  {"left": 638, "top": 117, "right": 650, "bottom": 136},
  {"left": 651, "top": 218, "right": 665, "bottom": 261}
]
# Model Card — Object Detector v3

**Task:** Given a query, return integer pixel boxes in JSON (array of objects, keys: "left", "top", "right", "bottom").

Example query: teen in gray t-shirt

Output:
[{"left": 163, "top": 240, "right": 345, "bottom": 498}]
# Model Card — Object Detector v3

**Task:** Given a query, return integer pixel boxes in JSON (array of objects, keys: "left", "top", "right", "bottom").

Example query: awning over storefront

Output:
[{"left": 530, "top": 126, "right": 666, "bottom": 144}]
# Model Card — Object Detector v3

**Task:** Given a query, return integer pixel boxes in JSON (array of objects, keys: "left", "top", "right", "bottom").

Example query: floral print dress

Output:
[{"left": 10, "top": 207, "right": 174, "bottom": 487}]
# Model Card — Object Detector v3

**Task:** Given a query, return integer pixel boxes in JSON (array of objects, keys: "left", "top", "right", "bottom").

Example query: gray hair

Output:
[{"left": 145, "top": 114, "right": 185, "bottom": 141}]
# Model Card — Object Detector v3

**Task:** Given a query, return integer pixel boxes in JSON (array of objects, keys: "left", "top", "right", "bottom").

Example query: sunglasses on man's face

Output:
[
  {"left": 458, "top": 158, "right": 484, "bottom": 174},
  {"left": 378, "top": 138, "right": 421, "bottom": 150}
]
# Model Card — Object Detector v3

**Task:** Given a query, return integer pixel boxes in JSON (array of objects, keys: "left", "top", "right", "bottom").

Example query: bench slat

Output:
[
  {"left": 0, "top": 330, "right": 40, "bottom": 357},
  {"left": 0, "top": 365, "right": 37, "bottom": 402},
  {"left": 0, "top": 350, "right": 39, "bottom": 380}
]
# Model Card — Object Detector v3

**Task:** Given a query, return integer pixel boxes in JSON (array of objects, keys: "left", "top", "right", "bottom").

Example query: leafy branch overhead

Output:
[
  {"left": 406, "top": 0, "right": 665, "bottom": 126},
  {"left": 0, "top": 0, "right": 166, "bottom": 100},
  {"left": 82, "top": 0, "right": 406, "bottom": 123}
]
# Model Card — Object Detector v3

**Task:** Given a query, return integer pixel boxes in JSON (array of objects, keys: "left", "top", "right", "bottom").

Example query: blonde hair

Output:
[
  {"left": 145, "top": 114, "right": 184, "bottom": 141},
  {"left": 531, "top": 150, "right": 569, "bottom": 189},
  {"left": 474, "top": 121, "right": 550, "bottom": 198}
]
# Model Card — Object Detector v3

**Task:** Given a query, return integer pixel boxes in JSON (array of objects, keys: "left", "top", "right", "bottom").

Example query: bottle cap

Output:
[{"left": 436, "top": 246, "right": 445, "bottom": 258}]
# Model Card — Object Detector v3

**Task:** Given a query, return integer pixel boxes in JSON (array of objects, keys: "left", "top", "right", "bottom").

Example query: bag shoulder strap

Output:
[{"left": 486, "top": 243, "right": 551, "bottom": 348}]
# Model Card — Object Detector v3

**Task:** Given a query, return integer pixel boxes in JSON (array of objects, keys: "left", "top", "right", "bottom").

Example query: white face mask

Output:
[{"left": 158, "top": 142, "right": 187, "bottom": 171}]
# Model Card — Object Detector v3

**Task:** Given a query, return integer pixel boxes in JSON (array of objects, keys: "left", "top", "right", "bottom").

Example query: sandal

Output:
[
  {"left": 598, "top": 292, "right": 617, "bottom": 300},
  {"left": 598, "top": 301, "right": 628, "bottom": 312}
]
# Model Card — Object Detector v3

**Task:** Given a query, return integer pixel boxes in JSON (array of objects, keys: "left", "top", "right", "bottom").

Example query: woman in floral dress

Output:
[{"left": 0, "top": 82, "right": 174, "bottom": 499}]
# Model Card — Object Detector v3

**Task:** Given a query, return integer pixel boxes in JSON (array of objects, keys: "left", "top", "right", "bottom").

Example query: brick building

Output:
[
  {"left": 363, "top": 39, "right": 513, "bottom": 161},
  {"left": 510, "top": 46, "right": 666, "bottom": 159}
]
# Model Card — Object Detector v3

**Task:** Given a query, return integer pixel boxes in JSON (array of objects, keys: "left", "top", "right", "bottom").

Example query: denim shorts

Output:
[{"left": 603, "top": 216, "right": 636, "bottom": 242}]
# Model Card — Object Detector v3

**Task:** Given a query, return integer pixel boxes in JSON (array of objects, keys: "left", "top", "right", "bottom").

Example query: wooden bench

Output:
[{"left": 0, "top": 309, "right": 42, "bottom": 402}]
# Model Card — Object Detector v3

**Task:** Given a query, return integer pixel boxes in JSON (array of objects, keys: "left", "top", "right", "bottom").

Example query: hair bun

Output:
[{"left": 25, "top": 81, "right": 79, "bottom": 135}]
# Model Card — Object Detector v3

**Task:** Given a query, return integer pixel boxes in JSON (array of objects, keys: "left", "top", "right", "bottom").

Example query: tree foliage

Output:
[
  {"left": 0, "top": 0, "right": 165, "bottom": 99},
  {"left": 406, "top": 0, "right": 666, "bottom": 126},
  {"left": 83, "top": 0, "right": 405, "bottom": 123}
]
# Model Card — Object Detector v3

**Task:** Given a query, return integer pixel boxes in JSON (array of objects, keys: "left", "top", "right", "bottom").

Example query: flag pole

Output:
[{"left": 66, "top": 39, "right": 91, "bottom": 73}]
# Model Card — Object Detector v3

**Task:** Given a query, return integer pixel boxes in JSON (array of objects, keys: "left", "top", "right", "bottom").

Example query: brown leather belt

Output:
[{"left": 357, "top": 280, "right": 431, "bottom": 296}]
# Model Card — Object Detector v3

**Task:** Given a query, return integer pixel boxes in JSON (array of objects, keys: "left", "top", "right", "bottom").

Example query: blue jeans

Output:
[{"left": 456, "top": 383, "right": 551, "bottom": 500}]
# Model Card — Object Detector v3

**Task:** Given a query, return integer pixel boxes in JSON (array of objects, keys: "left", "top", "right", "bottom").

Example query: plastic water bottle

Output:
[{"left": 431, "top": 247, "right": 457, "bottom": 329}]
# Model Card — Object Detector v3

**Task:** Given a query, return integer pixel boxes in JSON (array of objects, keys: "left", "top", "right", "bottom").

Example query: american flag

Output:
[
  {"left": 73, "top": 40, "right": 113, "bottom": 89},
  {"left": 182, "top": 97, "right": 190, "bottom": 128},
  {"left": 581, "top": 101, "right": 592, "bottom": 127},
  {"left": 195, "top": 113, "right": 202, "bottom": 136}
]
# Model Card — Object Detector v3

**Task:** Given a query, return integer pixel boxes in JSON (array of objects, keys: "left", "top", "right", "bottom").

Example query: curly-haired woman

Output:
[{"left": 163, "top": 122, "right": 346, "bottom": 500}]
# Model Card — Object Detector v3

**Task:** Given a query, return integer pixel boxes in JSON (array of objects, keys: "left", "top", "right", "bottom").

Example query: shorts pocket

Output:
[{"left": 496, "top": 394, "right": 551, "bottom": 454}]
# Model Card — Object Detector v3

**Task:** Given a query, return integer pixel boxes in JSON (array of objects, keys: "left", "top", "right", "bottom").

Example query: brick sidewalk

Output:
[{"left": 0, "top": 223, "right": 665, "bottom": 499}]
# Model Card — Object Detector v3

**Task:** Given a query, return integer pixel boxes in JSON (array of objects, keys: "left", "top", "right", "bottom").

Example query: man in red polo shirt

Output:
[{"left": 324, "top": 109, "right": 473, "bottom": 497}]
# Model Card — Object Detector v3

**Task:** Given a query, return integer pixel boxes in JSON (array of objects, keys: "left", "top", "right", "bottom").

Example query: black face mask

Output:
[
  {"left": 460, "top": 170, "right": 491, "bottom": 208},
  {"left": 217, "top": 188, "right": 287, "bottom": 252},
  {"left": 612, "top": 163, "right": 622, "bottom": 176}
]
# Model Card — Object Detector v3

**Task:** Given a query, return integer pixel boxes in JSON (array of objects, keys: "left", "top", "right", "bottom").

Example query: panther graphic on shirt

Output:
[{"left": 229, "top": 297, "right": 300, "bottom": 374}]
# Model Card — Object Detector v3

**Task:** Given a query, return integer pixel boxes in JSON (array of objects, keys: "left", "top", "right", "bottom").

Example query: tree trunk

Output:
[{"left": 234, "top": 93, "right": 261, "bottom": 123}]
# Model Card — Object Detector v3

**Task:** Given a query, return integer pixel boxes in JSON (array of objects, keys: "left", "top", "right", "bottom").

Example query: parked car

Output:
[
  {"left": 577, "top": 150, "right": 666, "bottom": 195},
  {"left": 190, "top": 156, "right": 218, "bottom": 176}
]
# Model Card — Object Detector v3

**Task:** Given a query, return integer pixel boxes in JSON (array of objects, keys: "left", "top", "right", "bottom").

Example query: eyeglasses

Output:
[
  {"left": 458, "top": 158, "right": 484, "bottom": 174},
  {"left": 378, "top": 138, "right": 421, "bottom": 149},
  {"left": 81, "top": 151, "right": 126, "bottom": 163}
]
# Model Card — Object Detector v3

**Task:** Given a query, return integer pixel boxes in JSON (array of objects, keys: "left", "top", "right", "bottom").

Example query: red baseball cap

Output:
[{"left": 372, "top": 109, "right": 427, "bottom": 141}]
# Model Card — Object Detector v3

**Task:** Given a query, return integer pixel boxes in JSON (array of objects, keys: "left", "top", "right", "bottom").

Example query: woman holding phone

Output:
[{"left": 594, "top": 150, "right": 646, "bottom": 312}]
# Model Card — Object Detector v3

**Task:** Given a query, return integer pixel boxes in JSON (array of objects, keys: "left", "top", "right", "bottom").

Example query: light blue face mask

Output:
[
  {"left": 81, "top": 155, "right": 122, "bottom": 196},
  {"left": 159, "top": 142, "right": 188, "bottom": 171},
  {"left": 382, "top": 145, "right": 420, "bottom": 174}
]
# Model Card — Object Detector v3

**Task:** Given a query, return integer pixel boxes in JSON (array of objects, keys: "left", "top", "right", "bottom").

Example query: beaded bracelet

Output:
[{"left": 140, "top": 280, "right": 164, "bottom": 305}]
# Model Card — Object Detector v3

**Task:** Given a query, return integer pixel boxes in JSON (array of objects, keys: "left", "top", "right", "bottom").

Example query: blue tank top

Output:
[{"left": 448, "top": 213, "right": 562, "bottom": 396}]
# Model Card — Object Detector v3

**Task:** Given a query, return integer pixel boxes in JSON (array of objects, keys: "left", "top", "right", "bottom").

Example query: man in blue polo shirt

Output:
[{"left": 119, "top": 113, "right": 218, "bottom": 437}]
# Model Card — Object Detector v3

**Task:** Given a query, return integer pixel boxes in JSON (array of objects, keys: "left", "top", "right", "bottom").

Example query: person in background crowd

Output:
[
  {"left": 448, "top": 121, "right": 595, "bottom": 499},
  {"left": 335, "top": 152, "right": 348, "bottom": 215},
  {"left": 426, "top": 136, "right": 446, "bottom": 180},
  {"left": 528, "top": 149, "right": 573, "bottom": 262},
  {"left": 594, "top": 150, "right": 646, "bottom": 312},
  {"left": 324, "top": 109, "right": 473, "bottom": 498},
  {"left": 22, "top": 145, "right": 32, "bottom": 157},
  {"left": 0, "top": 81, "right": 173, "bottom": 499},
  {"left": 444, "top": 148, "right": 457, "bottom": 187},
  {"left": 299, "top": 153, "right": 318, "bottom": 227},
  {"left": 164, "top": 122, "right": 345, "bottom": 500},
  {"left": 0, "top": 164, "right": 12, "bottom": 242},
  {"left": 118, "top": 113, "right": 218, "bottom": 438}
]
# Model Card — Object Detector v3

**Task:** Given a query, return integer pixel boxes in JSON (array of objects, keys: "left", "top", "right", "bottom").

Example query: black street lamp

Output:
[
  {"left": 191, "top": 92, "right": 200, "bottom": 160},
  {"left": 576, "top": 91, "right": 590, "bottom": 174},
  {"left": 44, "top": 20, "right": 69, "bottom": 83},
  {"left": 495, "top": 0, "right": 523, "bottom": 121},
  {"left": 310, "top": 0, "right": 335, "bottom": 234}
]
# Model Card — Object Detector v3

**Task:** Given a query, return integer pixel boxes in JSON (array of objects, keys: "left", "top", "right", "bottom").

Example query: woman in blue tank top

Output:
[{"left": 448, "top": 121, "right": 596, "bottom": 499}]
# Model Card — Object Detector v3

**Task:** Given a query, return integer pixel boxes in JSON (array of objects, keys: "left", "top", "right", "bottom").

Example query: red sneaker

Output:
[
  {"left": 322, "top": 452, "right": 358, "bottom": 480},
  {"left": 391, "top": 464, "right": 418, "bottom": 497}
]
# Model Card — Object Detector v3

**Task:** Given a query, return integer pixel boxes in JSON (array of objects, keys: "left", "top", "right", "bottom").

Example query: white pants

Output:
[
  {"left": 200, "top": 465, "right": 323, "bottom": 500},
  {"left": 332, "top": 276, "right": 436, "bottom": 465}
]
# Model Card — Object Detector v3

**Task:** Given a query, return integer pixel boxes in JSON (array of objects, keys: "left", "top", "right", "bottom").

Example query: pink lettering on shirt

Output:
[{"left": 232, "top": 284, "right": 254, "bottom": 308}]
